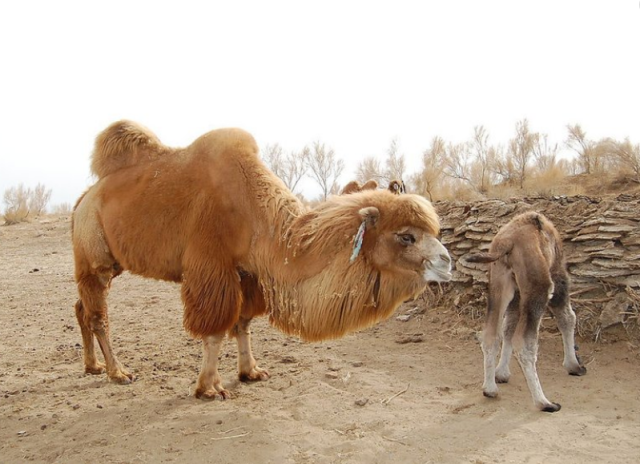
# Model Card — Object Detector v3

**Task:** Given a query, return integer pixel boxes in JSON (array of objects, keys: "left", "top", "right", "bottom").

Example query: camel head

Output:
[
  {"left": 352, "top": 194, "right": 452, "bottom": 284},
  {"left": 284, "top": 190, "right": 452, "bottom": 286}
]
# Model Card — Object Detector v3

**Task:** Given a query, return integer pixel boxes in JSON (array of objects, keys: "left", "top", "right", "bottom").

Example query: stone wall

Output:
[{"left": 434, "top": 193, "right": 640, "bottom": 340}]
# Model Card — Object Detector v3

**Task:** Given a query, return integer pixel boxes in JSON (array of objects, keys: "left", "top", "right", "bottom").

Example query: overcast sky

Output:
[{"left": 1, "top": 1, "right": 638, "bottom": 206}]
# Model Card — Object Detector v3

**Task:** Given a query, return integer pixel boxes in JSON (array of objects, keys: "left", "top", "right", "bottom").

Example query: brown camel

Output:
[
  {"left": 388, "top": 179, "right": 406, "bottom": 195},
  {"left": 341, "top": 179, "right": 404, "bottom": 195},
  {"left": 340, "top": 179, "right": 379, "bottom": 195},
  {"left": 72, "top": 120, "right": 452, "bottom": 400},
  {"left": 465, "top": 211, "right": 586, "bottom": 412}
]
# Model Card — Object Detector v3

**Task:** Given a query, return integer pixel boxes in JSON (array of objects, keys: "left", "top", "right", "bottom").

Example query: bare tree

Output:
[
  {"left": 442, "top": 141, "right": 478, "bottom": 191},
  {"left": 383, "top": 138, "right": 407, "bottom": 183},
  {"left": 262, "top": 143, "right": 285, "bottom": 176},
  {"left": 610, "top": 138, "right": 640, "bottom": 180},
  {"left": 565, "top": 124, "right": 597, "bottom": 175},
  {"left": 531, "top": 133, "right": 559, "bottom": 173},
  {"left": 471, "top": 126, "right": 494, "bottom": 194},
  {"left": 491, "top": 144, "right": 518, "bottom": 185},
  {"left": 509, "top": 119, "right": 535, "bottom": 189},
  {"left": 307, "top": 141, "right": 345, "bottom": 201},
  {"left": 262, "top": 143, "right": 309, "bottom": 194},
  {"left": 355, "top": 156, "right": 384, "bottom": 184},
  {"left": 412, "top": 136, "right": 446, "bottom": 201}
]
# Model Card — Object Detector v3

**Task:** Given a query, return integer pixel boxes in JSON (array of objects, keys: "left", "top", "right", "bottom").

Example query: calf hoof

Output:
[
  {"left": 541, "top": 402, "right": 562, "bottom": 413},
  {"left": 495, "top": 374, "right": 510, "bottom": 384},
  {"left": 569, "top": 365, "right": 587, "bottom": 376},
  {"left": 483, "top": 390, "right": 498, "bottom": 399}
]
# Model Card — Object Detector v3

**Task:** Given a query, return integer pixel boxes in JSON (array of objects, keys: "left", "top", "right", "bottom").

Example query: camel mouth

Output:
[
  {"left": 423, "top": 267, "right": 452, "bottom": 283},
  {"left": 435, "top": 269, "right": 453, "bottom": 282}
]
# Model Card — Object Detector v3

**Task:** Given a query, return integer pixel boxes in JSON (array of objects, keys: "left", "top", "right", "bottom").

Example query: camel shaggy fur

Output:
[
  {"left": 466, "top": 211, "right": 586, "bottom": 412},
  {"left": 72, "top": 120, "right": 452, "bottom": 400}
]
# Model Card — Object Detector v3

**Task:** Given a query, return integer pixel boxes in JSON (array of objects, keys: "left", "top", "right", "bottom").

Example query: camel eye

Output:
[{"left": 397, "top": 233, "right": 416, "bottom": 246}]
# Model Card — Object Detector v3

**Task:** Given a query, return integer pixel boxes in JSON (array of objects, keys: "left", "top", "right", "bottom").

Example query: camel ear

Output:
[
  {"left": 358, "top": 207, "right": 379, "bottom": 230},
  {"left": 350, "top": 207, "right": 380, "bottom": 263}
]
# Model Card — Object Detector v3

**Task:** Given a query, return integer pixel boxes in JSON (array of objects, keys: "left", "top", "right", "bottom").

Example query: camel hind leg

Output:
[
  {"left": 76, "top": 270, "right": 134, "bottom": 384},
  {"left": 74, "top": 299, "right": 105, "bottom": 374}
]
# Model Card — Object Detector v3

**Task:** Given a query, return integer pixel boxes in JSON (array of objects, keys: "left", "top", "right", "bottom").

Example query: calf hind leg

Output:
[
  {"left": 549, "top": 302, "right": 587, "bottom": 376},
  {"left": 515, "top": 295, "right": 561, "bottom": 412},
  {"left": 482, "top": 272, "right": 515, "bottom": 399},
  {"left": 495, "top": 292, "right": 520, "bottom": 384}
]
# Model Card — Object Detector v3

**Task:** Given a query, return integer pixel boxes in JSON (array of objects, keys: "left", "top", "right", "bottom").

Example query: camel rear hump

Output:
[{"left": 91, "top": 120, "right": 172, "bottom": 178}]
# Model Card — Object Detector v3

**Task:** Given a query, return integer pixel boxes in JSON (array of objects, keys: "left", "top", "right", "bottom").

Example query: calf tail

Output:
[{"left": 466, "top": 240, "right": 513, "bottom": 263}]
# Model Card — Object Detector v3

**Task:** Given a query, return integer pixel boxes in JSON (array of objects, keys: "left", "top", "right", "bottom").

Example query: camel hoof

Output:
[
  {"left": 483, "top": 390, "right": 498, "bottom": 399},
  {"left": 569, "top": 365, "right": 587, "bottom": 376},
  {"left": 541, "top": 402, "right": 562, "bottom": 413},
  {"left": 239, "top": 368, "right": 270, "bottom": 382},
  {"left": 85, "top": 363, "right": 106, "bottom": 375},
  {"left": 108, "top": 371, "right": 135, "bottom": 385},
  {"left": 195, "top": 388, "right": 232, "bottom": 400},
  {"left": 495, "top": 374, "right": 510, "bottom": 384}
]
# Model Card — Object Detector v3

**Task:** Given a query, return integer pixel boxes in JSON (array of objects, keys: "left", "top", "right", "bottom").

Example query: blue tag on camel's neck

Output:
[{"left": 349, "top": 221, "right": 366, "bottom": 264}]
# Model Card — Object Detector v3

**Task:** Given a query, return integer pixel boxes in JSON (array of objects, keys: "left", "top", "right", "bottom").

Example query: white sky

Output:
[{"left": 1, "top": 0, "right": 639, "bottom": 206}]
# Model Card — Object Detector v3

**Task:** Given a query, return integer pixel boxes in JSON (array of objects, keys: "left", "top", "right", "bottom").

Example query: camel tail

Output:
[{"left": 90, "top": 120, "right": 170, "bottom": 178}]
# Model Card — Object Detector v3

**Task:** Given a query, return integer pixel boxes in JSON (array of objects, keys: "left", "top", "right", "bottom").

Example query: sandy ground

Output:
[{"left": 1, "top": 216, "right": 639, "bottom": 464}]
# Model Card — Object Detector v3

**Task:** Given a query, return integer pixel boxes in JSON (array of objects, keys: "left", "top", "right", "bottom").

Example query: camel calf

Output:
[{"left": 466, "top": 211, "right": 586, "bottom": 412}]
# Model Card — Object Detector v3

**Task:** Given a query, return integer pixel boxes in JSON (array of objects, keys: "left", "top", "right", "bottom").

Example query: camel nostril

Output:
[{"left": 439, "top": 253, "right": 451, "bottom": 265}]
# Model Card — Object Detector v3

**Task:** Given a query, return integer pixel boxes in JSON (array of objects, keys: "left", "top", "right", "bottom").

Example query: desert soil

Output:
[{"left": 1, "top": 216, "right": 639, "bottom": 464}]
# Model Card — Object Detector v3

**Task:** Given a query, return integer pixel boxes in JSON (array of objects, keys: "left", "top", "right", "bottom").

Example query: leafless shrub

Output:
[
  {"left": 52, "top": 202, "right": 72, "bottom": 215},
  {"left": 29, "top": 183, "right": 52, "bottom": 216},
  {"left": 3, "top": 184, "right": 31, "bottom": 225},
  {"left": 2, "top": 183, "right": 52, "bottom": 225}
]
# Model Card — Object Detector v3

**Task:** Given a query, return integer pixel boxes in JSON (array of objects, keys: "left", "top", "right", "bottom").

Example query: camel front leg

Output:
[
  {"left": 195, "top": 334, "right": 231, "bottom": 400},
  {"left": 233, "top": 317, "right": 270, "bottom": 382}
]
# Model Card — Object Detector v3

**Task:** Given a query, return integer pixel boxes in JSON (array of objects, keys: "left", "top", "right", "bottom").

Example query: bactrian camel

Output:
[{"left": 72, "top": 121, "right": 452, "bottom": 400}]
